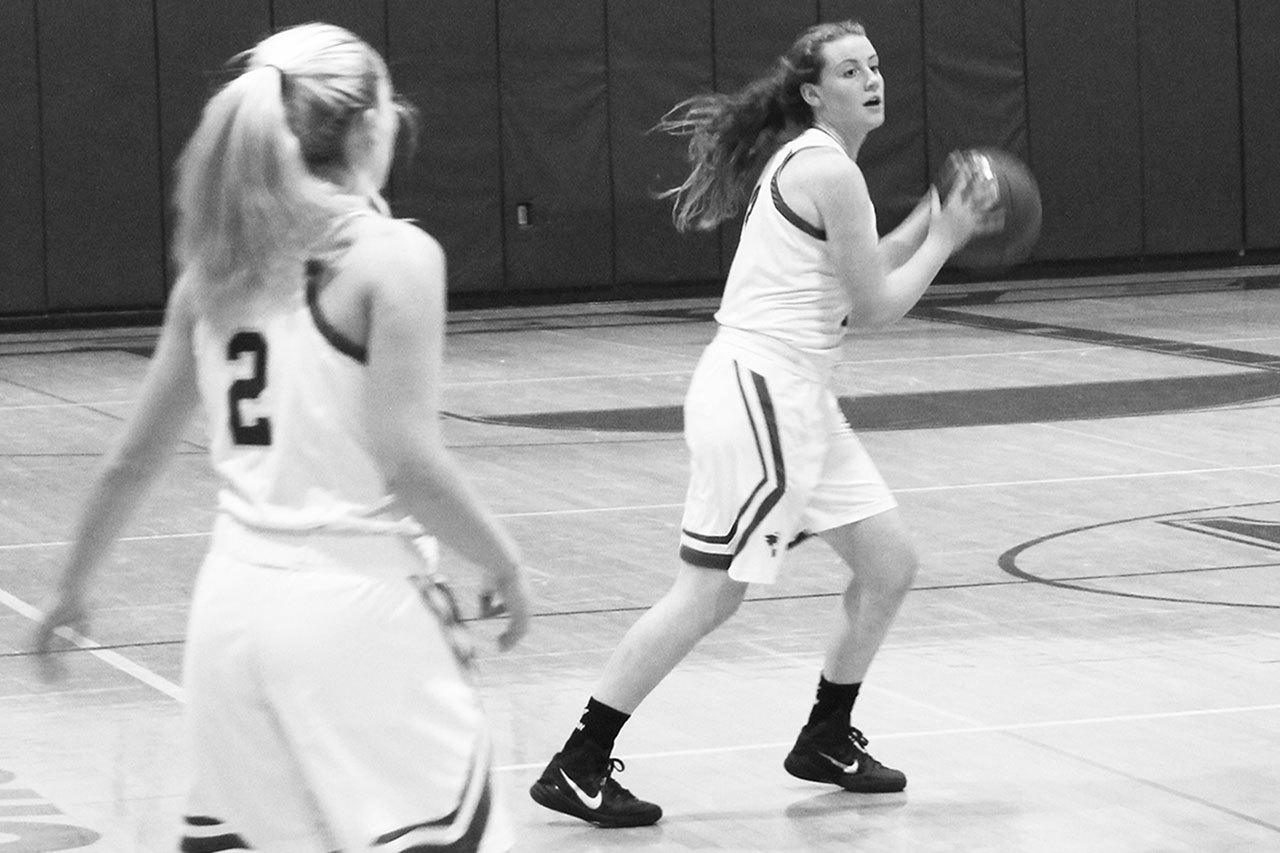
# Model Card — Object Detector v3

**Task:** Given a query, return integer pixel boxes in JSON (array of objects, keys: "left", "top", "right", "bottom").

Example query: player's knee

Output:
[
  {"left": 672, "top": 570, "right": 746, "bottom": 635},
  {"left": 862, "top": 543, "right": 918, "bottom": 601}
]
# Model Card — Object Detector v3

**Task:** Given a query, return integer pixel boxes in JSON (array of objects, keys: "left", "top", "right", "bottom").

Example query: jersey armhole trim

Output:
[
  {"left": 305, "top": 259, "right": 369, "bottom": 364},
  {"left": 770, "top": 148, "right": 828, "bottom": 241}
]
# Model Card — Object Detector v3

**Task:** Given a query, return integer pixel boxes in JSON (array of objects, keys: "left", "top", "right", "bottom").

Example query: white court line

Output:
[
  {"left": 444, "top": 369, "right": 693, "bottom": 388},
  {"left": 499, "top": 462, "right": 1280, "bottom": 516},
  {"left": 0, "top": 400, "right": 133, "bottom": 412},
  {"left": 1, "top": 462, "right": 1277, "bottom": 551},
  {"left": 492, "top": 702, "right": 1280, "bottom": 772},
  {"left": 0, "top": 531, "right": 209, "bottom": 552},
  {"left": 896, "top": 463, "right": 1280, "bottom": 493},
  {"left": 0, "top": 462, "right": 1274, "bottom": 701},
  {"left": 0, "top": 587, "right": 185, "bottom": 702}
]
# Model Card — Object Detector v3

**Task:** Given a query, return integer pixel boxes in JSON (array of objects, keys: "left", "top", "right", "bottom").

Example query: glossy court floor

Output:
[{"left": 1, "top": 281, "right": 1278, "bottom": 852}]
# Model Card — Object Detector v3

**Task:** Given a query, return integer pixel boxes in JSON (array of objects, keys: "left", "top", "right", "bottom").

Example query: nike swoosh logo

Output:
[
  {"left": 560, "top": 769, "right": 603, "bottom": 809},
  {"left": 818, "top": 752, "right": 860, "bottom": 774}
]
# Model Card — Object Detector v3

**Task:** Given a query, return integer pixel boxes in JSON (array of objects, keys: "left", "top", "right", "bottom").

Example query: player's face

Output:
[{"left": 811, "top": 35, "right": 884, "bottom": 133}]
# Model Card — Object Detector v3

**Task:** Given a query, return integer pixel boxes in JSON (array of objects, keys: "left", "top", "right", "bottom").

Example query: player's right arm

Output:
[
  {"left": 794, "top": 149, "right": 991, "bottom": 329},
  {"left": 32, "top": 278, "right": 203, "bottom": 678},
  {"left": 358, "top": 220, "right": 531, "bottom": 650}
]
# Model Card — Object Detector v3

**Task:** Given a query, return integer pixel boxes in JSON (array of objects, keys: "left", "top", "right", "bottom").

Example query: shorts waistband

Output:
[
  {"left": 711, "top": 325, "right": 840, "bottom": 383},
  {"left": 209, "top": 515, "right": 435, "bottom": 579}
]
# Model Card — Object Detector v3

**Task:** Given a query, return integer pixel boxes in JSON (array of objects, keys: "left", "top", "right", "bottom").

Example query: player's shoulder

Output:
[
  {"left": 346, "top": 215, "right": 443, "bottom": 272},
  {"left": 338, "top": 216, "right": 446, "bottom": 316},
  {"left": 786, "top": 143, "right": 862, "bottom": 184}
]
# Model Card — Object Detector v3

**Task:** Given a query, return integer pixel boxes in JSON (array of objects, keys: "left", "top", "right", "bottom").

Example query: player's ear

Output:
[{"left": 800, "top": 82, "right": 821, "bottom": 109}]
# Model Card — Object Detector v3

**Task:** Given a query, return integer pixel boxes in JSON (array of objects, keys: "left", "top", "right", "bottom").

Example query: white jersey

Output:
[
  {"left": 193, "top": 260, "right": 422, "bottom": 535},
  {"left": 715, "top": 126, "right": 876, "bottom": 362}
]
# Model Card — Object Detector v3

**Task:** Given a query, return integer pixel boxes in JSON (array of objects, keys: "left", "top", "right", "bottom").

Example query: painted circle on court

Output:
[{"left": 998, "top": 500, "right": 1280, "bottom": 608}]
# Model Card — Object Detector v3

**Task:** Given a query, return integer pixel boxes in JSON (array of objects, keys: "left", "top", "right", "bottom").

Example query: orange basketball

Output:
[{"left": 935, "top": 148, "right": 1042, "bottom": 270}]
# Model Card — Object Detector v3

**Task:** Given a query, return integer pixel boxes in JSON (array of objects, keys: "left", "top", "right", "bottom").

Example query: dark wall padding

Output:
[
  {"left": 388, "top": 0, "right": 504, "bottom": 293},
  {"left": 824, "top": 0, "right": 929, "bottom": 232},
  {"left": 923, "top": 0, "right": 1029, "bottom": 171},
  {"left": 0, "top": 0, "right": 44, "bottom": 313},
  {"left": 39, "top": 0, "right": 165, "bottom": 310},
  {"left": 270, "top": 0, "right": 387, "bottom": 54},
  {"left": 499, "top": 0, "right": 612, "bottom": 290},
  {"left": 1137, "top": 0, "right": 1242, "bottom": 254},
  {"left": 608, "top": 0, "right": 721, "bottom": 286},
  {"left": 1025, "top": 0, "right": 1143, "bottom": 260},
  {"left": 156, "top": 0, "right": 272, "bottom": 286},
  {"left": 712, "top": 0, "right": 820, "bottom": 275},
  {"left": 1238, "top": 1, "right": 1280, "bottom": 250}
]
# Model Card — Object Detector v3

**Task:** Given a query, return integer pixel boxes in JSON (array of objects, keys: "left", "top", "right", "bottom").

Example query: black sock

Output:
[
  {"left": 563, "top": 697, "right": 631, "bottom": 754},
  {"left": 805, "top": 675, "right": 861, "bottom": 728}
]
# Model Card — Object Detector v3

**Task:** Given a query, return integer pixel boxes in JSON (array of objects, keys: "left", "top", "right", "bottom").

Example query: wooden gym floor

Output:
[{"left": 1, "top": 281, "right": 1278, "bottom": 852}]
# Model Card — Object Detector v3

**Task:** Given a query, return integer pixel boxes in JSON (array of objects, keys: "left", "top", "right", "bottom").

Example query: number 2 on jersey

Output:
[{"left": 227, "top": 330, "right": 272, "bottom": 446}]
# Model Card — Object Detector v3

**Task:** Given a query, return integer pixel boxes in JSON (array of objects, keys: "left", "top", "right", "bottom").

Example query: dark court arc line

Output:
[{"left": 998, "top": 499, "right": 1280, "bottom": 609}]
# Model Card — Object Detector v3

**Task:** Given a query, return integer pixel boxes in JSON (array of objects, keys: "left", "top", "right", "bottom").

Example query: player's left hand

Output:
[
  {"left": 32, "top": 592, "right": 89, "bottom": 682},
  {"left": 483, "top": 569, "right": 533, "bottom": 652}
]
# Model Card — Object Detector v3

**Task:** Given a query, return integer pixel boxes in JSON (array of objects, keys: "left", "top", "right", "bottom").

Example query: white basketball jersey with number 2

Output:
[{"left": 193, "top": 272, "right": 421, "bottom": 535}]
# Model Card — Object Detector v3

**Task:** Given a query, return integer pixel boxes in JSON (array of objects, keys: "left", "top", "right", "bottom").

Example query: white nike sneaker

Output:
[{"left": 529, "top": 740, "right": 663, "bottom": 827}]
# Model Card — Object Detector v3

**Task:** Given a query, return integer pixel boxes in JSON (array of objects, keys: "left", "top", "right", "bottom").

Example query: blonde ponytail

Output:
[
  {"left": 173, "top": 65, "right": 342, "bottom": 301},
  {"left": 172, "top": 23, "right": 400, "bottom": 311}
]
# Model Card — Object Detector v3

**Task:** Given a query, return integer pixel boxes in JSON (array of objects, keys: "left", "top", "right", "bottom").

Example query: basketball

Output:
[{"left": 934, "top": 147, "right": 1042, "bottom": 270}]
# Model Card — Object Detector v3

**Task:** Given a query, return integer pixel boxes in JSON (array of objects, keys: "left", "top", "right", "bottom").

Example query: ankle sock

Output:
[
  {"left": 806, "top": 675, "right": 861, "bottom": 728},
  {"left": 563, "top": 696, "right": 631, "bottom": 754}
]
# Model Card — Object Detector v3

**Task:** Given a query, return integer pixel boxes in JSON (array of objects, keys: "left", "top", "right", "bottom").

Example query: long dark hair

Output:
[{"left": 656, "top": 20, "right": 866, "bottom": 232}]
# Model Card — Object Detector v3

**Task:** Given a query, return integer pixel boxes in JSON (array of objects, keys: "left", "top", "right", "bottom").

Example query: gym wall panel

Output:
[
  {"left": 1137, "top": 0, "right": 1242, "bottom": 254},
  {"left": 386, "top": 0, "right": 504, "bottom": 293},
  {"left": 499, "top": 0, "right": 612, "bottom": 290},
  {"left": 608, "top": 0, "right": 720, "bottom": 286},
  {"left": 923, "top": 0, "right": 1028, "bottom": 174},
  {"left": 38, "top": 0, "right": 165, "bottom": 311},
  {"left": 712, "top": 0, "right": 819, "bottom": 275},
  {"left": 1238, "top": 2, "right": 1280, "bottom": 250},
  {"left": 156, "top": 0, "right": 272, "bottom": 285},
  {"left": 0, "top": 0, "right": 44, "bottom": 314},
  {"left": 271, "top": 0, "right": 387, "bottom": 54},
  {"left": 1024, "top": 0, "right": 1143, "bottom": 260},
  {"left": 823, "top": 0, "right": 928, "bottom": 232}
]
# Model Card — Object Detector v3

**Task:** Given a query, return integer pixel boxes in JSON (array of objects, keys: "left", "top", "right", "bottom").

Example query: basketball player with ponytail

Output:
[
  {"left": 33, "top": 23, "right": 529, "bottom": 852},
  {"left": 530, "top": 20, "right": 998, "bottom": 827}
]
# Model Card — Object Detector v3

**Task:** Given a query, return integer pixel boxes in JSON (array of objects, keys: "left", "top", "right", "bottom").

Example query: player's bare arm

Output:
[{"left": 360, "top": 221, "right": 531, "bottom": 649}]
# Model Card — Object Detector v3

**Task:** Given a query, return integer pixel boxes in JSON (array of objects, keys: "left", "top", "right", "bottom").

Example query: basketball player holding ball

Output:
[{"left": 530, "top": 19, "right": 1006, "bottom": 827}]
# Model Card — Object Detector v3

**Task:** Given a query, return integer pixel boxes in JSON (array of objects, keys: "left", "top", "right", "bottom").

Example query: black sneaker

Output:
[
  {"left": 529, "top": 741, "right": 663, "bottom": 827},
  {"left": 783, "top": 717, "right": 907, "bottom": 793}
]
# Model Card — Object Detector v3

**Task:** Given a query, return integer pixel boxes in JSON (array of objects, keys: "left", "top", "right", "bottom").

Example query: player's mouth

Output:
[{"left": 863, "top": 96, "right": 883, "bottom": 109}]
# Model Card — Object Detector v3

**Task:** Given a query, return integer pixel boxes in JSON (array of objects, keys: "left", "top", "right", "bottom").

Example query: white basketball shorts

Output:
[
  {"left": 179, "top": 517, "right": 511, "bottom": 853},
  {"left": 678, "top": 330, "right": 896, "bottom": 584}
]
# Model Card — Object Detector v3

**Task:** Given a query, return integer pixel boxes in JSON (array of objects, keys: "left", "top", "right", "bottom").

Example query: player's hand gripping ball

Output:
[{"left": 935, "top": 148, "right": 1042, "bottom": 270}]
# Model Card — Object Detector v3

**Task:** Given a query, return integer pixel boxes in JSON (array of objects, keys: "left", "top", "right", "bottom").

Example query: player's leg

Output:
[
  {"left": 781, "top": 403, "right": 915, "bottom": 794},
  {"left": 529, "top": 565, "right": 746, "bottom": 827},
  {"left": 253, "top": 534, "right": 510, "bottom": 853},
  {"left": 819, "top": 508, "right": 918, "bottom": 684},
  {"left": 783, "top": 509, "right": 917, "bottom": 793},
  {"left": 182, "top": 553, "right": 337, "bottom": 852},
  {"left": 596, "top": 563, "right": 748, "bottom": 712}
]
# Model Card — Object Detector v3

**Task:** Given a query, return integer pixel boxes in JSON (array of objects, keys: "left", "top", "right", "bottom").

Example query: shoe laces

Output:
[
  {"left": 846, "top": 726, "right": 870, "bottom": 751},
  {"left": 598, "top": 757, "right": 642, "bottom": 801}
]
